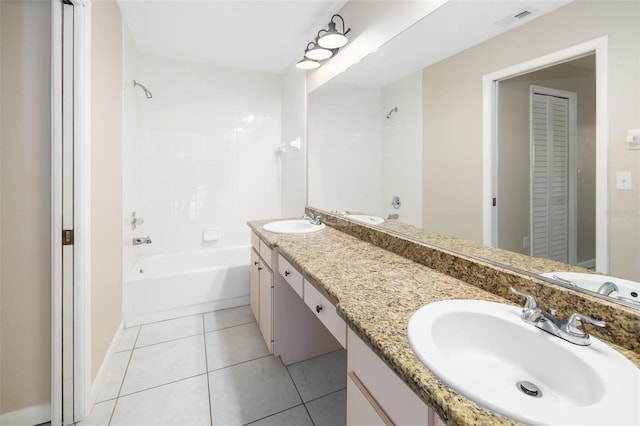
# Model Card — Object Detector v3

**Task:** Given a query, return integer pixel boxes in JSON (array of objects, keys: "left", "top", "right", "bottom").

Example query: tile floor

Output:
[{"left": 78, "top": 305, "right": 346, "bottom": 426}]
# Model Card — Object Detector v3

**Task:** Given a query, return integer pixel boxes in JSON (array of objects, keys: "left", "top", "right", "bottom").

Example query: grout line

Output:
[
  {"left": 204, "top": 319, "right": 256, "bottom": 334},
  {"left": 202, "top": 314, "right": 214, "bottom": 426},
  {"left": 207, "top": 353, "right": 272, "bottom": 374},
  {"left": 285, "top": 363, "right": 315, "bottom": 426},
  {"left": 116, "top": 372, "right": 210, "bottom": 399},
  {"left": 303, "top": 386, "right": 347, "bottom": 404},
  {"left": 242, "top": 403, "right": 306, "bottom": 425},
  {"left": 133, "top": 331, "right": 205, "bottom": 350},
  {"left": 108, "top": 326, "right": 141, "bottom": 426}
]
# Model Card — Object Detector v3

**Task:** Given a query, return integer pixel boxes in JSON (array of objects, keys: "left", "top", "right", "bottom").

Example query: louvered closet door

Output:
[{"left": 531, "top": 93, "right": 569, "bottom": 262}]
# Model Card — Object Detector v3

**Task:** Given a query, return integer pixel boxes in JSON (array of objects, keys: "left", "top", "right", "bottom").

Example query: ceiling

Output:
[
  {"left": 117, "top": 0, "right": 348, "bottom": 74},
  {"left": 326, "top": 0, "right": 573, "bottom": 87},
  {"left": 118, "top": 0, "right": 573, "bottom": 78}
]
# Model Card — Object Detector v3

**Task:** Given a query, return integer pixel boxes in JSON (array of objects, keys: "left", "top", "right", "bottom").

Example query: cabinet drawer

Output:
[
  {"left": 278, "top": 254, "right": 303, "bottom": 298},
  {"left": 347, "top": 328, "right": 430, "bottom": 425},
  {"left": 259, "top": 239, "right": 273, "bottom": 269},
  {"left": 251, "top": 231, "right": 260, "bottom": 251},
  {"left": 303, "top": 280, "right": 346, "bottom": 348}
]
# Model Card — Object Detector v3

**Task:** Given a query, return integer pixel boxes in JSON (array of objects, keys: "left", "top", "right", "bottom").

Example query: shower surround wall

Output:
[
  {"left": 307, "top": 72, "right": 422, "bottom": 223},
  {"left": 122, "top": 52, "right": 282, "bottom": 276}
]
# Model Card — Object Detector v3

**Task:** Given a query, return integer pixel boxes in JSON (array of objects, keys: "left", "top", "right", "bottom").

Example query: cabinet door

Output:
[
  {"left": 250, "top": 248, "right": 260, "bottom": 322},
  {"left": 259, "top": 263, "right": 273, "bottom": 352},
  {"left": 347, "top": 373, "right": 392, "bottom": 426}
]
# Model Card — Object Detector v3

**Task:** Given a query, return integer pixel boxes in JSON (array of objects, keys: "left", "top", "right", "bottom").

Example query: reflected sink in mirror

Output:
[
  {"left": 542, "top": 272, "right": 640, "bottom": 307},
  {"left": 262, "top": 220, "right": 325, "bottom": 234},
  {"left": 344, "top": 214, "right": 385, "bottom": 225},
  {"left": 408, "top": 300, "right": 640, "bottom": 425}
]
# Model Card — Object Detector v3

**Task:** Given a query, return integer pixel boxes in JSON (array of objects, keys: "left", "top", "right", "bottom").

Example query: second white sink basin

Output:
[
  {"left": 408, "top": 300, "right": 640, "bottom": 425},
  {"left": 262, "top": 219, "right": 325, "bottom": 234},
  {"left": 542, "top": 272, "right": 640, "bottom": 306},
  {"left": 344, "top": 214, "right": 385, "bottom": 225}
]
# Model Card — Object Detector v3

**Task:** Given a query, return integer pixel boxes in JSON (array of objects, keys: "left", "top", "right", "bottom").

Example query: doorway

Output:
[
  {"left": 495, "top": 58, "right": 594, "bottom": 267},
  {"left": 482, "top": 37, "right": 608, "bottom": 273}
]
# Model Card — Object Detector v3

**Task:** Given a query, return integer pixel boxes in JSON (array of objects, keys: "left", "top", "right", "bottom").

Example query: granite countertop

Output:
[{"left": 247, "top": 219, "right": 640, "bottom": 425}]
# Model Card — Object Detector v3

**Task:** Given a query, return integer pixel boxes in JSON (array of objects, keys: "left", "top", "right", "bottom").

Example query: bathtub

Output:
[{"left": 124, "top": 246, "right": 251, "bottom": 326}]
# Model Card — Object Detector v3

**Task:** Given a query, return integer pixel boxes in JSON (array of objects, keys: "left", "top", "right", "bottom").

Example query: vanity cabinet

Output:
[
  {"left": 347, "top": 328, "right": 445, "bottom": 426},
  {"left": 250, "top": 232, "right": 274, "bottom": 353}
]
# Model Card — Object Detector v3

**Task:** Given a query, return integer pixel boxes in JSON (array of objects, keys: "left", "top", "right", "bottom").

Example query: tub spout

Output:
[{"left": 133, "top": 236, "right": 152, "bottom": 246}]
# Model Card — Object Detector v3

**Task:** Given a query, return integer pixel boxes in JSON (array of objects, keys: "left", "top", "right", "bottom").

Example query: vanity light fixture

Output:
[
  {"left": 296, "top": 14, "right": 350, "bottom": 70},
  {"left": 304, "top": 41, "right": 334, "bottom": 61},
  {"left": 296, "top": 56, "right": 321, "bottom": 70},
  {"left": 317, "top": 14, "right": 350, "bottom": 49}
]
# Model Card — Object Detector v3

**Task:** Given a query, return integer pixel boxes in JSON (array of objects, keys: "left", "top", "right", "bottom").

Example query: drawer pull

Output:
[
  {"left": 316, "top": 304, "right": 323, "bottom": 314},
  {"left": 254, "top": 261, "right": 259, "bottom": 266},
  {"left": 258, "top": 266, "right": 263, "bottom": 271},
  {"left": 285, "top": 270, "right": 291, "bottom": 276}
]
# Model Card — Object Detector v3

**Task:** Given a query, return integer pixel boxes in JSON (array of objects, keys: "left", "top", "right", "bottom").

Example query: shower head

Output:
[
  {"left": 386, "top": 107, "right": 398, "bottom": 119},
  {"left": 133, "top": 80, "right": 153, "bottom": 99}
]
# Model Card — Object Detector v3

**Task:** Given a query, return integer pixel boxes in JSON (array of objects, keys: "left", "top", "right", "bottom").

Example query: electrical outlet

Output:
[
  {"left": 523, "top": 236, "right": 529, "bottom": 249},
  {"left": 616, "top": 171, "right": 632, "bottom": 190}
]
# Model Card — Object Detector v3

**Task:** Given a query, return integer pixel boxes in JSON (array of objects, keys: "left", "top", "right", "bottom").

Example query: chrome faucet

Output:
[
  {"left": 133, "top": 236, "right": 152, "bottom": 246},
  {"left": 510, "top": 287, "right": 606, "bottom": 346},
  {"left": 303, "top": 213, "right": 322, "bottom": 225},
  {"left": 597, "top": 281, "right": 619, "bottom": 296}
]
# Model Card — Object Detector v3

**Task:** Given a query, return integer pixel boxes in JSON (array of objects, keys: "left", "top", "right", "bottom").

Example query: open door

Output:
[{"left": 52, "top": 1, "right": 90, "bottom": 424}]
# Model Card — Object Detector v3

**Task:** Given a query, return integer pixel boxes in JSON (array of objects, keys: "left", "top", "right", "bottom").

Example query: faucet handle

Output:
[
  {"left": 564, "top": 313, "right": 606, "bottom": 337},
  {"left": 510, "top": 287, "right": 537, "bottom": 309}
]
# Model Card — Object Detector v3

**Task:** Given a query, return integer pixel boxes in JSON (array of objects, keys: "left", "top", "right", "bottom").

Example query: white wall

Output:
[
  {"left": 381, "top": 71, "right": 423, "bottom": 227},
  {"left": 122, "top": 20, "right": 141, "bottom": 277},
  {"left": 280, "top": 64, "right": 307, "bottom": 218},
  {"left": 308, "top": 82, "right": 382, "bottom": 215},
  {"left": 123, "top": 54, "right": 282, "bottom": 263}
]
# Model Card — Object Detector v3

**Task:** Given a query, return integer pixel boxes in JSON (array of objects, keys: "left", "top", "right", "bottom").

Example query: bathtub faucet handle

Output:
[
  {"left": 131, "top": 211, "right": 145, "bottom": 231},
  {"left": 133, "top": 236, "right": 152, "bottom": 246}
]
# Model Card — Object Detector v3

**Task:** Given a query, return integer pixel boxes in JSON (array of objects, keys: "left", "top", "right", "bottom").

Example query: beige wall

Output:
[
  {"left": 498, "top": 59, "right": 596, "bottom": 264},
  {"left": 91, "top": 0, "right": 123, "bottom": 380},
  {"left": 422, "top": 0, "right": 640, "bottom": 280},
  {"left": 0, "top": 0, "right": 52, "bottom": 415}
]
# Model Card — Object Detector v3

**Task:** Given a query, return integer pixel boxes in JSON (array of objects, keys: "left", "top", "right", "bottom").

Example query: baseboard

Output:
[
  {"left": 577, "top": 258, "right": 596, "bottom": 269},
  {"left": 0, "top": 402, "right": 51, "bottom": 426},
  {"left": 88, "top": 321, "right": 124, "bottom": 415}
]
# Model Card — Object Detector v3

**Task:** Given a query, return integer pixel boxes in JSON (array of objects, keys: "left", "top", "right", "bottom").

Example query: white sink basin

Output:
[
  {"left": 344, "top": 214, "right": 384, "bottom": 225},
  {"left": 262, "top": 219, "right": 325, "bottom": 234},
  {"left": 542, "top": 272, "right": 640, "bottom": 306},
  {"left": 408, "top": 300, "right": 640, "bottom": 425}
]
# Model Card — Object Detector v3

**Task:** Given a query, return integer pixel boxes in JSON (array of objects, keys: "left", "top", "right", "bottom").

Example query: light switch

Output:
[{"left": 616, "top": 171, "right": 632, "bottom": 190}]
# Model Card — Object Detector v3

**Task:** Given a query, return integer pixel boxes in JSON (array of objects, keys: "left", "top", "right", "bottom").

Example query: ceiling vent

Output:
[{"left": 495, "top": 8, "right": 537, "bottom": 27}]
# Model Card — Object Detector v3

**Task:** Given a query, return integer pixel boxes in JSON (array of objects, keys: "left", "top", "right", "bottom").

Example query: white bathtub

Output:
[{"left": 124, "top": 246, "right": 251, "bottom": 326}]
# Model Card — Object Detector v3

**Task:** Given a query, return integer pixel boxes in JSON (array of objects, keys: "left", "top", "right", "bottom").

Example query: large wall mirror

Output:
[{"left": 307, "top": 0, "right": 640, "bottom": 310}]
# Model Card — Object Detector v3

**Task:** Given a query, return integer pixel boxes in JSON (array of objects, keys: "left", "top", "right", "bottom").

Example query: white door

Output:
[
  {"left": 530, "top": 86, "right": 577, "bottom": 263},
  {"left": 53, "top": 1, "right": 90, "bottom": 424}
]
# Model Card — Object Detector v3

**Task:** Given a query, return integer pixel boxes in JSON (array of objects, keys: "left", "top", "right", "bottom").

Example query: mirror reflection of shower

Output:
[{"left": 133, "top": 80, "right": 153, "bottom": 99}]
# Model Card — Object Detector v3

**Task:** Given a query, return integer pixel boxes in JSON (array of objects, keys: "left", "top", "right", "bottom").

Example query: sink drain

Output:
[{"left": 517, "top": 381, "right": 542, "bottom": 398}]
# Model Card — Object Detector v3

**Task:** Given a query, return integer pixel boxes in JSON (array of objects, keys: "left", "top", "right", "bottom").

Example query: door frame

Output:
[
  {"left": 529, "top": 85, "right": 578, "bottom": 264},
  {"left": 482, "top": 36, "right": 609, "bottom": 273},
  {"left": 52, "top": 0, "right": 92, "bottom": 424}
]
